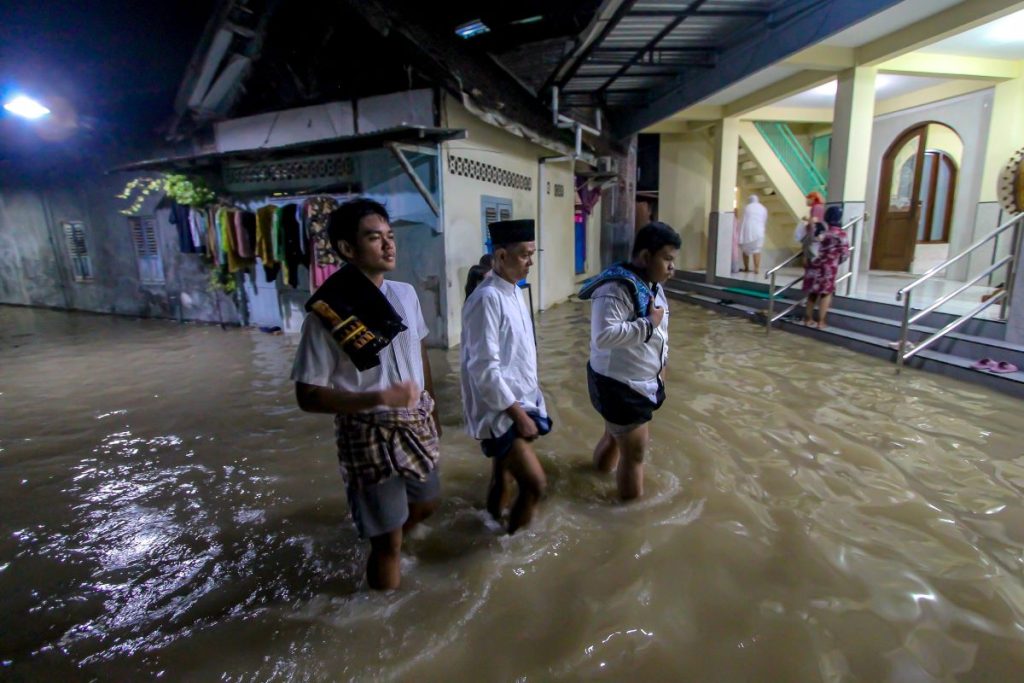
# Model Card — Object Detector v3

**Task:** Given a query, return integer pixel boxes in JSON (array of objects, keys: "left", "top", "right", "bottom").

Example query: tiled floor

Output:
[{"left": 700, "top": 268, "right": 1006, "bottom": 320}]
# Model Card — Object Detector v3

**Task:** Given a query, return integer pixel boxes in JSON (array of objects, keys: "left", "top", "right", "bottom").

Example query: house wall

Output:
[
  {"left": 658, "top": 132, "right": 713, "bottom": 271},
  {"left": 439, "top": 96, "right": 583, "bottom": 346},
  {"left": 0, "top": 168, "right": 240, "bottom": 324},
  {"left": 862, "top": 88, "right": 993, "bottom": 282}
]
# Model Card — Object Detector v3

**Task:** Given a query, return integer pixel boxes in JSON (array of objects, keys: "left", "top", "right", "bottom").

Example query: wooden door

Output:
[{"left": 872, "top": 125, "right": 927, "bottom": 271}]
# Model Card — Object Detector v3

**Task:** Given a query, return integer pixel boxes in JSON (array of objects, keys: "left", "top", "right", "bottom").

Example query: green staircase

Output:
[{"left": 753, "top": 121, "right": 829, "bottom": 197}]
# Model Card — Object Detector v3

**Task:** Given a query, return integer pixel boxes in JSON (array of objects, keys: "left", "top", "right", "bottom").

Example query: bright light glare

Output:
[
  {"left": 810, "top": 81, "right": 838, "bottom": 97},
  {"left": 3, "top": 95, "right": 50, "bottom": 120},
  {"left": 988, "top": 9, "right": 1024, "bottom": 42}
]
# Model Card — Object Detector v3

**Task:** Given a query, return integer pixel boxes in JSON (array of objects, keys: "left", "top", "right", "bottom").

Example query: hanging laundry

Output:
[
  {"left": 206, "top": 207, "right": 222, "bottom": 265},
  {"left": 219, "top": 208, "right": 250, "bottom": 273},
  {"left": 169, "top": 201, "right": 203, "bottom": 254},
  {"left": 304, "top": 196, "right": 340, "bottom": 267},
  {"left": 281, "top": 204, "right": 304, "bottom": 288},
  {"left": 255, "top": 205, "right": 279, "bottom": 281},
  {"left": 234, "top": 211, "right": 256, "bottom": 258},
  {"left": 310, "top": 240, "right": 341, "bottom": 291},
  {"left": 188, "top": 208, "right": 207, "bottom": 253}
]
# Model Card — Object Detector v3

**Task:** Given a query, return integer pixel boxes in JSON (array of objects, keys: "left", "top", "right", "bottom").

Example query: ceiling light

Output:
[
  {"left": 3, "top": 95, "right": 51, "bottom": 120},
  {"left": 455, "top": 20, "right": 490, "bottom": 39},
  {"left": 511, "top": 15, "right": 543, "bottom": 25}
]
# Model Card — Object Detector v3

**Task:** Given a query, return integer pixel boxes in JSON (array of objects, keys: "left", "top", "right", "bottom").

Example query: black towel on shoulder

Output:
[{"left": 304, "top": 265, "right": 407, "bottom": 371}]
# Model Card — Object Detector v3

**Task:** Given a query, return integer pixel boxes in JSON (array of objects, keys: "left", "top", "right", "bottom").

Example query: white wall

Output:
[{"left": 862, "top": 89, "right": 994, "bottom": 281}]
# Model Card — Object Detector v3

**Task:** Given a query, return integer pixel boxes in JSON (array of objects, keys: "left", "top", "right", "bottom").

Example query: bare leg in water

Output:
[
  {"left": 366, "top": 499, "right": 437, "bottom": 590},
  {"left": 486, "top": 458, "right": 515, "bottom": 521},
  {"left": 500, "top": 439, "right": 547, "bottom": 534},
  {"left": 742, "top": 253, "right": 750, "bottom": 272},
  {"left": 613, "top": 424, "right": 649, "bottom": 501},
  {"left": 593, "top": 428, "right": 619, "bottom": 473}
]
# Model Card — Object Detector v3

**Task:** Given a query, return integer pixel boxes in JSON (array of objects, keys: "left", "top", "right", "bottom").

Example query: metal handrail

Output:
[
  {"left": 765, "top": 213, "right": 867, "bottom": 333},
  {"left": 897, "top": 213, "right": 1024, "bottom": 299},
  {"left": 895, "top": 213, "right": 1022, "bottom": 373}
]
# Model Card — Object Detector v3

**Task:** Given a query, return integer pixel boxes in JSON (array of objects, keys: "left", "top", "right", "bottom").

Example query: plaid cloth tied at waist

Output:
[{"left": 334, "top": 391, "right": 439, "bottom": 489}]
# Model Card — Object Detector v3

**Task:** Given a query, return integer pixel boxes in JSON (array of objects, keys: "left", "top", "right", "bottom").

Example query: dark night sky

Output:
[{"left": 0, "top": 0, "right": 214, "bottom": 172}]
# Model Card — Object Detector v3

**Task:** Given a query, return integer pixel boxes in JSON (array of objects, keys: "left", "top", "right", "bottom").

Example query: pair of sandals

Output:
[{"left": 971, "top": 358, "right": 1019, "bottom": 374}]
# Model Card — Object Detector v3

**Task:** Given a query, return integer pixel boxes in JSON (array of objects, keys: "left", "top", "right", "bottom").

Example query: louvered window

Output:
[
  {"left": 480, "top": 196, "right": 513, "bottom": 253},
  {"left": 62, "top": 221, "right": 93, "bottom": 281},
  {"left": 128, "top": 216, "right": 164, "bottom": 284}
]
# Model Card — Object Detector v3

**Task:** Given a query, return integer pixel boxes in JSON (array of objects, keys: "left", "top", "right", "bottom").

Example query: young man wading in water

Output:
[
  {"left": 292, "top": 198, "right": 442, "bottom": 590},
  {"left": 579, "top": 222, "right": 680, "bottom": 500},
  {"left": 461, "top": 220, "right": 551, "bottom": 534}
]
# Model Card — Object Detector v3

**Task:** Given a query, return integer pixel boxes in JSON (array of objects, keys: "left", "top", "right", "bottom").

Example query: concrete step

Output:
[{"left": 664, "top": 284, "right": 1024, "bottom": 399}]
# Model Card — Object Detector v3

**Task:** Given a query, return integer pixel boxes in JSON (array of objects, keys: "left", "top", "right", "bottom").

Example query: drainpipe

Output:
[{"left": 538, "top": 154, "right": 574, "bottom": 313}]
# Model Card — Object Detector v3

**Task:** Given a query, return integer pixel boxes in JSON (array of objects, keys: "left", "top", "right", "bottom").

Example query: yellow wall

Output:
[
  {"left": 981, "top": 74, "right": 1024, "bottom": 202},
  {"left": 439, "top": 96, "right": 584, "bottom": 346},
  {"left": 926, "top": 123, "right": 964, "bottom": 164},
  {"left": 658, "top": 132, "right": 713, "bottom": 270}
]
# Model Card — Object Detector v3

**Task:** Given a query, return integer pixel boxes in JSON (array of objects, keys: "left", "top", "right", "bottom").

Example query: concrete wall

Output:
[
  {"left": 439, "top": 96, "right": 583, "bottom": 345},
  {"left": 862, "top": 88, "right": 994, "bottom": 282},
  {"left": 658, "top": 132, "right": 713, "bottom": 271},
  {"left": 0, "top": 170, "right": 241, "bottom": 324}
]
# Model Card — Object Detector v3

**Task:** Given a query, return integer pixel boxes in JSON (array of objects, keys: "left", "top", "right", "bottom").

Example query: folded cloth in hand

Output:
[{"left": 305, "top": 264, "right": 408, "bottom": 370}]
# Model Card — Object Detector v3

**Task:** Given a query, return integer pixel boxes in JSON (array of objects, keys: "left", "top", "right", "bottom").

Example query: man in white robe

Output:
[
  {"left": 738, "top": 194, "right": 768, "bottom": 274},
  {"left": 461, "top": 219, "right": 550, "bottom": 534}
]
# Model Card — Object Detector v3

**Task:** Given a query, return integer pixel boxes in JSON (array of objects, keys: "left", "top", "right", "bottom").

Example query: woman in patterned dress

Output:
[{"left": 802, "top": 205, "right": 850, "bottom": 329}]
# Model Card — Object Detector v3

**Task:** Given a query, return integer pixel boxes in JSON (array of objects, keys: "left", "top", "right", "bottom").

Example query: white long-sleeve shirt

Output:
[
  {"left": 588, "top": 281, "right": 669, "bottom": 403},
  {"left": 460, "top": 274, "right": 548, "bottom": 439}
]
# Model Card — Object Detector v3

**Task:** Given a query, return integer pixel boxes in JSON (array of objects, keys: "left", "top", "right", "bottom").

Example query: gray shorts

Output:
[{"left": 346, "top": 467, "right": 441, "bottom": 539}]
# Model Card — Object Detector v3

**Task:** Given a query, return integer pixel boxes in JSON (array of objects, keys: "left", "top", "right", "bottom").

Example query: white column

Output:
[{"left": 708, "top": 118, "right": 739, "bottom": 282}]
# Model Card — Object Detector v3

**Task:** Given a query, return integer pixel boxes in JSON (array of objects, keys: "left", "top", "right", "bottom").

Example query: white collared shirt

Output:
[
  {"left": 460, "top": 274, "right": 548, "bottom": 439},
  {"left": 588, "top": 281, "right": 669, "bottom": 403}
]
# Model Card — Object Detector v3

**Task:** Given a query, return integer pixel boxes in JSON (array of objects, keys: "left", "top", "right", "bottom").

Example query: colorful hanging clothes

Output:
[
  {"left": 169, "top": 201, "right": 203, "bottom": 254},
  {"left": 255, "top": 205, "right": 280, "bottom": 281},
  {"left": 219, "top": 209, "right": 249, "bottom": 273},
  {"left": 234, "top": 211, "right": 255, "bottom": 258},
  {"left": 206, "top": 207, "right": 222, "bottom": 265},
  {"left": 310, "top": 241, "right": 341, "bottom": 291},
  {"left": 281, "top": 204, "right": 305, "bottom": 288},
  {"left": 304, "top": 197, "right": 340, "bottom": 267},
  {"left": 187, "top": 208, "right": 206, "bottom": 252}
]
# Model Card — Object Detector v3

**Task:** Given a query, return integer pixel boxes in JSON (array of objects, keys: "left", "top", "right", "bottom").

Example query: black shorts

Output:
[
  {"left": 480, "top": 413, "right": 552, "bottom": 459},
  {"left": 587, "top": 363, "right": 665, "bottom": 428}
]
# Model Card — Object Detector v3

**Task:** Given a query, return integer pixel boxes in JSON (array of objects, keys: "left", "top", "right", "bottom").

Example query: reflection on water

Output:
[{"left": 1, "top": 302, "right": 1023, "bottom": 680}]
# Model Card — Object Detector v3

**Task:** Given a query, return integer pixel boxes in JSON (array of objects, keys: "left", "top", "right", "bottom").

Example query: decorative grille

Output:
[
  {"left": 62, "top": 221, "right": 93, "bottom": 281},
  {"left": 223, "top": 154, "right": 359, "bottom": 191},
  {"left": 448, "top": 154, "right": 532, "bottom": 191}
]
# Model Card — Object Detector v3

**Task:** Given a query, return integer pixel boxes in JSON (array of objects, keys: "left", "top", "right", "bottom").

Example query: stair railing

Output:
[
  {"left": 765, "top": 214, "right": 868, "bottom": 334},
  {"left": 754, "top": 121, "right": 828, "bottom": 196},
  {"left": 895, "top": 212, "right": 1023, "bottom": 373}
]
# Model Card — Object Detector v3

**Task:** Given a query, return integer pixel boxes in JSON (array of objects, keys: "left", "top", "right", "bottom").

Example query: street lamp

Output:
[{"left": 3, "top": 95, "right": 51, "bottom": 120}]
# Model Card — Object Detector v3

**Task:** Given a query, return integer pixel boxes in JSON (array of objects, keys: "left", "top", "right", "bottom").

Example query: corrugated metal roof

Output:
[{"left": 559, "top": 0, "right": 776, "bottom": 105}]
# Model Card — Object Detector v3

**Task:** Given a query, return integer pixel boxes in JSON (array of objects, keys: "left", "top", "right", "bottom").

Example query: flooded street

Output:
[{"left": 2, "top": 300, "right": 1024, "bottom": 681}]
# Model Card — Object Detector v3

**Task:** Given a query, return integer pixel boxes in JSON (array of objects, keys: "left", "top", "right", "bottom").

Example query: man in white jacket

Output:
[
  {"left": 580, "top": 222, "right": 681, "bottom": 500},
  {"left": 461, "top": 219, "right": 551, "bottom": 533}
]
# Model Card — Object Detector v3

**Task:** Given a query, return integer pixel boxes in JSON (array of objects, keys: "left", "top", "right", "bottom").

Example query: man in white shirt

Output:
[
  {"left": 292, "top": 198, "right": 442, "bottom": 590},
  {"left": 461, "top": 219, "right": 550, "bottom": 534},
  {"left": 580, "top": 222, "right": 680, "bottom": 500}
]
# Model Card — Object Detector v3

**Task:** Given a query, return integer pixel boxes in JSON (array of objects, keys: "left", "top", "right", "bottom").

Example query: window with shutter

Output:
[
  {"left": 128, "top": 216, "right": 165, "bottom": 284},
  {"left": 61, "top": 221, "right": 93, "bottom": 282},
  {"left": 480, "top": 196, "right": 513, "bottom": 254}
]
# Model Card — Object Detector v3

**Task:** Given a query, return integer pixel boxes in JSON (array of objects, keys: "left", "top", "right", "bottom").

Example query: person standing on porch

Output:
[
  {"left": 292, "top": 198, "right": 442, "bottom": 591},
  {"left": 579, "top": 221, "right": 681, "bottom": 501},
  {"left": 737, "top": 194, "right": 768, "bottom": 274},
  {"left": 461, "top": 219, "right": 551, "bottom": 534},
  {"left": 802, "top": 205, "right": 850, "bottom": 329}
]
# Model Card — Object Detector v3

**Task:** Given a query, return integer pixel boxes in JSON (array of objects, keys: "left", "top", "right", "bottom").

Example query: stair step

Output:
[{"left": 663, "top": 283, "right": 1024, "bottom": 398}]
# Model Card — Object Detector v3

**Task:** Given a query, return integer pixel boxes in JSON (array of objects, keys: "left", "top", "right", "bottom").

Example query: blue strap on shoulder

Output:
[{"left": 578, "top": 263, "right": 653, "bottom": 318}]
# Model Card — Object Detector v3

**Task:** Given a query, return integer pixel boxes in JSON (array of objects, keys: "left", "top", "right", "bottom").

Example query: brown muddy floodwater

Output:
[{"left": 1, "top": 300, "right": 1024, "bottom": 681}]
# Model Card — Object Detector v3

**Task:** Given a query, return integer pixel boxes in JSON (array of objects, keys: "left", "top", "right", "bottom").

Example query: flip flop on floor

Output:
[
  {"left": 971, "top": 358, "right": 998, "bottom": 370},
  {"left": 990, "top": 360, "right": 1019, "bottom": 374}
]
